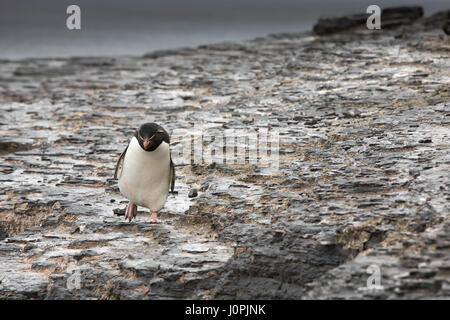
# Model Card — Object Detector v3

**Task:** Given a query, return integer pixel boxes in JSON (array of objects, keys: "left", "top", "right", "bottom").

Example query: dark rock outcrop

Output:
[
  {"left": 443, "top": 10, "right": 450, "bottom": 35},
  {"left": 313, "top": 6, "right": 424, "bottom": 35}
]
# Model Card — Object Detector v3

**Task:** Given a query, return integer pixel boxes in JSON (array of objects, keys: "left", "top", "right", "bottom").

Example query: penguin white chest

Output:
[{"left": 118, "top": 137, "right": 170, "bottom": 211}]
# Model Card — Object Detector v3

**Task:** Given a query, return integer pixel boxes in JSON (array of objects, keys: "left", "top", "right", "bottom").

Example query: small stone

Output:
[
  {"left": 207, "top": 162, "right": 217, "bottom": 170},
  {"left": 113, "top": 208, "right": 125, "bottom": 216},
  {"left": 188, "top": 189, "right": 198, "bottom": 198}
]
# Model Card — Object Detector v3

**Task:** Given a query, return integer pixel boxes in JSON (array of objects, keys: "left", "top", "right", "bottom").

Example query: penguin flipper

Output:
[
  {"left": 169, "top": 156, "right": 175, "bottom": 193},
  {"left": 114, "top": 145, "right": 128, "bottom": 180}
]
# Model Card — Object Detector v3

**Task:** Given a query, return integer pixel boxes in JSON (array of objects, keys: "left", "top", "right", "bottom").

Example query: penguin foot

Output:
[
  {"left": 148, "top": 212, "right": 161, "bottom": 224},
  {"left": 125, "top": 203, "right": 137, "bottom": 222}
]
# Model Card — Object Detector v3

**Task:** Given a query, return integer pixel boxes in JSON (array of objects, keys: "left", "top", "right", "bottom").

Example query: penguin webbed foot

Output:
[
  {"left": 148, "top": 211, "right": 161, "bottom": 224},
  {"left": 125, "top": 203, "right": 137, "bottom": 222}
]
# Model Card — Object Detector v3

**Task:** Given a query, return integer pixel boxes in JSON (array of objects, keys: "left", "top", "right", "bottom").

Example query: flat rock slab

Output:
[{"left": 0, "top": 10, "right": 449, "bottom": 299}]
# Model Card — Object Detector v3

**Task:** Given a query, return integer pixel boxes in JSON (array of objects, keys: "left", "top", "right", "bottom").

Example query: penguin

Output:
[{"left": 114, "top": 123, "right": 175, "bottom": 223}]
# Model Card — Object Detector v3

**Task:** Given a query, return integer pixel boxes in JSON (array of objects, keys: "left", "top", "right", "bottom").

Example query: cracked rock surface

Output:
[{"left": 0, "top": 10, "right": 449, "bottom": 299}]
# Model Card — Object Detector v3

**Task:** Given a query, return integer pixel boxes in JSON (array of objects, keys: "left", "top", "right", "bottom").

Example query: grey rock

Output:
[
  {"left": 188, "top": 189, "right": 198, "bottom": 198},
  {"left": 0, "top": 9, "right": 449, "bottom": 300}
]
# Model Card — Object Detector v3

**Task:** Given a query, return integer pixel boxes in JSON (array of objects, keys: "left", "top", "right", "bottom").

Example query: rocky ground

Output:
[{"left": 0, "top": 8, "right": 449, "bottom": 299}]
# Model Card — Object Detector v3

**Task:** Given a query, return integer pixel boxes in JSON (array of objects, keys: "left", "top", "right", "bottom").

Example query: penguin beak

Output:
[{"left": 143, "top": 140, "right": 150, "bottom": 150}]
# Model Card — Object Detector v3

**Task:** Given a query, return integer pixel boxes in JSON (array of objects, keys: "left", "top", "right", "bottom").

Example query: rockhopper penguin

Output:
[{"left": 114, "top": 123, "right": 175, "bottom": 223}]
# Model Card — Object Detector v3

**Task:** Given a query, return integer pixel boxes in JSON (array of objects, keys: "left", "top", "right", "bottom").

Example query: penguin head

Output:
[{"left": 135, "top": 123, "right": 169, "bottom": 151}]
